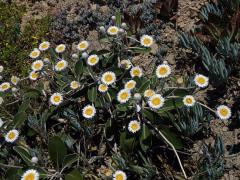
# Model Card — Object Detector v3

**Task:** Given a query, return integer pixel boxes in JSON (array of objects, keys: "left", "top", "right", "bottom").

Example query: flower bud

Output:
[
  {"left": 111, "top": 16, "right": 116, "bottom": 20},
  {"left": 121, "top": 22, "right": 127, "bottom": 28},
  {"left": 134, "top": 93, "right": 142, "bottom": 101},
  {"left": 0, "top": 97, "right": 3, "bottom": 105},
  {"left": 99, "top": 26, "right": 106, "bottom": 33},
  {"left": 58, "top": 118, "right": 67, "bottom": 123},
  {"left": 71, "top": 53, "right": 78, "bottom": 59},
  {"left": 119, "top": 28, "right": 125, "bottom": 34},
  {"left": 0, "top": 66, "right": 3, "bottom": 73},
  {"left": 43, "top": 58, "right": 50, "bottom": 64},
  {"left": 12, "top": 87, "right": 18, "bottom": 93},
  {"left": 31, "top": 156, "right": 38, "bottom": 164},
  {"left": 0, "top": 76, "right": 3, "bottom": 81},
  {"left": 136, "top": 105, "right": 141, "bottom": 112},
  {"left": 0, "top": 118, "right": 3, "bottom": 128},
  {"left": 82, "top": 52, "right": 88, "bottom": 59}
]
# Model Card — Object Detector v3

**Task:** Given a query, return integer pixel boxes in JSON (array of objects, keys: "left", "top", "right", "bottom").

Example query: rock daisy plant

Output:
[{"left": 0, "top": 13, "right": 232, "bottom": 179}]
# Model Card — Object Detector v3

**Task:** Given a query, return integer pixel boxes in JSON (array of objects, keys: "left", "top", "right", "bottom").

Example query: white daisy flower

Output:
[
  {"left": 0, "top": 65, "right": 4, "bottom": 73},
  {"left": 183, "top": 95, "right": 196, "bottom": 107},
  {"left": 130, "top": 66, "right": 143, "bottom": 78},
  {"left": 31, "top": 60, "right": 44, "bottom": 71},
  {"left": 55, "top": 44, "right": 66, "bottom": 53},
  {"left": 148, "top": 94, "right": 165, "bottom": 109},
  {"left": 98, "top": 84, "right": 108, "bottom": 93},
  {"left": 156, "top": 64, "right": 171, "bottom": 78},
  {"left": 107, "top": 26, "right": 119, "bottom": 35},
  {"left": 21, "top": 169, "right": 39, "bottom": 180},
  {"left": 11, "top": 76, "right": 20, "bottom": 86},
  {"left": 70, "top": 81, "right": 80, "bottom": 90},
  {"left": 0, "top": 82, "right": 10, "bottom": 92},
  {"left": 39, "top": 41, "right": 50, "bottom": 51},
  {"left": 113, "top": 170, "right": 127, "bottom": 180},
  {"left": 216, "top": 105, "right": 231, "bottom": 120},
  {"left": 124, "top": 80, "right": 136, "bottom": 90},
  {"left": 29, "top": 71, "right": 39, "bottom": 81},
  {"left": 29, "top": 49, "right": 40, "bottom": 59},
  {"left": 82, "top": 105, "right": 96, "bottom": 119},
  {"left": 55, "top": 60, "right": 68, "bottom": 71},
  {"left": 77, "top": 40, "right": 89, "bottom": 51},
  {"left": 50, "top": 93, "right": 63, "bottom": 106},
  {"left": 87, "top": 54, "right": 99, "bottom": 66},
  {"left": 101, "top": 71, "right": 116, "bottom": 85},
  {"left": 128, "top": 120, "right": 141, "bottom": 133},
  {"left": 194, "top": 74, "right": 209, "bottom": 88},
  {"left": 140, "top": 35, "right": 154, "bottom": 47},
  {"left": 120, "top": 60, "right": 132, "bottom": 70},
  {"left": 144, "top": 89, "right": 155, "bottom": 98},
  {"left": 117, "top": 89, "right": 131, "bottom": 103},
  {"left": 5, "top": 129, "right": 19, "bottom": 143}
]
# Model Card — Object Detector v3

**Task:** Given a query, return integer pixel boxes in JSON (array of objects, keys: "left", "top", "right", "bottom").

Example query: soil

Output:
[{"left": 11, "top": 0, "right": 240, "bottom": 179}]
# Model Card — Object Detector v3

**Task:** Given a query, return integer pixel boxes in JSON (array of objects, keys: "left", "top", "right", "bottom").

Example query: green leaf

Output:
[
  {"left": 65, "top": 169, "right": 84, "bottom": 180},
  {"left": 24, "top": 88, "right": 41, "bottom": 98},
  {"left": 115, "top": 11, "right": 121, "bottom": 27},
  {"left": 138, "top": 80, "right": 151, "bottom": 93},
  {"left": 116, "top": 104, "right": 129, "bottom": 111},
  {"left": 48, "top": 136, "right": 67, "bottom": 169},
  {"left": 75, "top": 60, "right": 84, "bottom": 77},
  {"left": 159, "top": 126, "right": 183, "bottom": 149},
  {"left": 13, "top": 146, "right": 31, "bottom": 164},
  {"left": 129, "top": 47, "right": 151, "bottom": 53},
  {"left": 158, "top": 98, "right": 184, "bottom": 115},
  {"left": 13, "top": 111, "right": 27, "bottom": 127},
  {"left": 18, "top": 99, "right": 30, "bottom": 112},
  {"left": 63, "top": 154, "right": 79, "bottom": 168},
  {"left": 120, "top": 131, "right": 135, "bottom": 152},
  {"left": 87, "top": 87, "right": 97, "bottom": 102},
  {"left": 142, "top": 109, "right": 155, "bottom": 122},
  {"left": 140, "top": 124, "right": 151, "bottom": 152}
]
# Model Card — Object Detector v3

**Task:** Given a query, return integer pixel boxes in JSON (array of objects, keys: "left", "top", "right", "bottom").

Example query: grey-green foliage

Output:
[
  {"left": 174, "top": 104, "right": 209, "bottom": 137},
  {"left": 179, "top": 32, "right": 240, "bottom": 84},
  {"left": 200, "top": 3, "right": 222, "bottom": 21},
  {"left": 197, "top": 136, "right": 225, "bottom": 180}
]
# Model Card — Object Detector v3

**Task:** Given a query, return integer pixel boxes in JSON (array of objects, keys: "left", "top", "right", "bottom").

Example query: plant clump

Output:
[{"left": 0, "top": 12, "right": 233, "bottom": 179}]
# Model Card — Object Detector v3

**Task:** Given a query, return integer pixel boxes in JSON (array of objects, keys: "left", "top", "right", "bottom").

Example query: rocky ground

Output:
[{"left": 13, "top": 0, "right": 240, "bottom": 179}]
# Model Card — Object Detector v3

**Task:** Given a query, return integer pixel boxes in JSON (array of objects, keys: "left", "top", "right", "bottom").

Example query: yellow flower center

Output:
[
  {"left": 79, "top": 43, "right": 87, "bottom": 49},
  {"left": 24, "top": 173, "right": 35, "bottom": 180},
  {"left": 99, "top": 84, "right": 107, "bottom": 91},
  {"left": 115, "top": 174, "right": 124, "bottom": 180},
  {"left": 41, "top": 43, "right": 48, "bottom": 49},
  {"left": 120, "top": 92, "right": 128, "bottom": 100},
  {"left": 2, "top": 84, "right": 9, "bottom": 90},
  {"left": 197, "top": 77, "right": 205, "bottom": 84},
  {"left": 152, "top": 98, "right": 161, "bottom": 106},
  {"left": 57, "top": 46, "right": 64, "bottom": 52},
  {"left": 8, "top": 132, "right": 15, "bottom": 140},
  {"left": 145, "top": 90, "right": 154, "bottom": 97},
  {"left": 85, "top": 108, "right": 93, "bottom": 116},
  {"left": 89, "top": 57, "right": 97, "bottom": 64},
  {"left": 31, "top": 51, "right": 38, "bottom": 57},
  {"left": 110, "top": 28, "right": 117, "bottom": 33},
  {"left": 104, "top": 75, "right": 113, "bottom": 82},
  {"left": 31, "top": 73, "right": 38, "bottom": 79},
  {"left": 186, "top": 98, "right": 192, "bottom": 104},
  {"left": 219, "top": 108, "right": 228, "bottom": 117},
  {"left": 131, "top": 123, "right": 138, "bottom": 131},
  {"left": 159, "top": 67, "right": 167, "bottom": 75},
  {"left": 133, "top": 69, "right": 140, "bottom": 76},
  {"left": 53, "top": 96, "right": 61, "bottom": 103},
  {"left": 126, "top": 82, "right": 134, "bottom": 89},
  {"left": 56, "top": 62, "right": 64, "bottom": 69},
  {"left": 34, "top": 63, "right": 42, "bottom": 70},
  {"left": 143, "top": 38, "right": 151, "bottom": 45}
]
